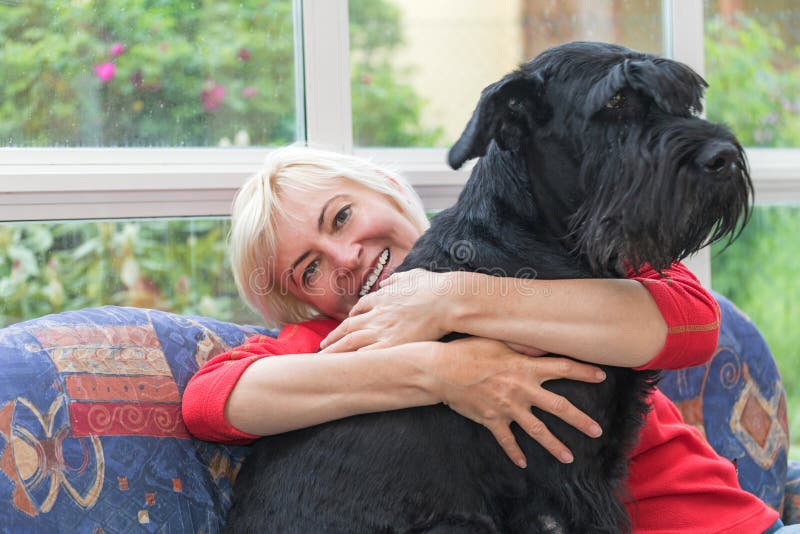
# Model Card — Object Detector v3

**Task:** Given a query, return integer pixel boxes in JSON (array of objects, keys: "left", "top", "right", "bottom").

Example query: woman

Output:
[{"left": 183, "top": 146, "right": 786, "bottom": 533}]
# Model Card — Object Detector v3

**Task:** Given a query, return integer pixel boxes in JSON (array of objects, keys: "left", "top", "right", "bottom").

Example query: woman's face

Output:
[{"left": 273, "top": 179, "right": 422, "bottom": 320}]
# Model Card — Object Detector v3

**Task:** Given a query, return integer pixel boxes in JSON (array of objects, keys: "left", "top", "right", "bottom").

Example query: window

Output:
[
  {"left": 350, "top": 0, "right": 664, "bottom": 148},
  {"left": 0, "top": 0, "right": 298, "bottom": 148},
  {"left": 703, "top": 0, "right": 800, "bottom": 149}
]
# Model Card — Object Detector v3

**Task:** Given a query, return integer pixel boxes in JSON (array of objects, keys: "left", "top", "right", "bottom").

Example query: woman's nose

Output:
[{"left": 329, "top": 242, "right": 362, "bottom": 270}]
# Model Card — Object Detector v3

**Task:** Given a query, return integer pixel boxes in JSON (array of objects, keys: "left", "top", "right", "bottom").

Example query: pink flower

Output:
[
  {"left": 238, "top": 48, "right": 251, "bottom": 61},
  {"left": 201, "top": 81, "right": 226, "bottom": 112},
  {"left": 94, "top": 62, "right": 116, "bottom": 83},
  {"left": 241, "top": 86, "right": 258, "bottom": 99},
  {"left": 110, "top": 42, "right": 126, "bottom": 57}
]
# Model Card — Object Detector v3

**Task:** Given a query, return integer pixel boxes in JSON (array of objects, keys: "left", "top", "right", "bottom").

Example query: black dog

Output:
[{"left": 224, "top": 42, "right": 751, "bottom": 533}]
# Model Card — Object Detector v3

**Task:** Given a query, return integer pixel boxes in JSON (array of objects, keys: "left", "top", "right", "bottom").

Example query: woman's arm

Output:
[
  {"left": 183, "top": 323, "right": 606, "bottom": 468},
  {"left": 226, "top": 338, "right": 606, "bottom": 467},
  {"left": 321, "top": 263, "right": 719, "bottom": 370},
  {"left": 448, "top": 274, "right": 664, "bottom": 367}
]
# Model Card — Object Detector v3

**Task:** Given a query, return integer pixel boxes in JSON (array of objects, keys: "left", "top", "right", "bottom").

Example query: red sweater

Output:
[{"left": 182, "top": 264, "right": 778, "bottom": 533}]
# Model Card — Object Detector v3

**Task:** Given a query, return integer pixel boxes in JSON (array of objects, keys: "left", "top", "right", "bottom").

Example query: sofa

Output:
[{"left": 0, "top": 292, "right": 796, "bottom": 532}]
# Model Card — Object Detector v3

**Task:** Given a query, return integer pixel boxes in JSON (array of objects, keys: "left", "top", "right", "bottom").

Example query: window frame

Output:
[{"left": 1, "top": 0, "right": 799, "bottom": 281}]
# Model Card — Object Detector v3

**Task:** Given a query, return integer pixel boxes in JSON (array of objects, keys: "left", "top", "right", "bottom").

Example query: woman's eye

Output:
[
  {"left": 606, "top": 92, "right": 627, "bottom": 109},
  {"left": 333, "top": 205, "right": 351, "bottom": 228},
  {"left": 302, "top": 259, "right": 320, "bottom": 286}
]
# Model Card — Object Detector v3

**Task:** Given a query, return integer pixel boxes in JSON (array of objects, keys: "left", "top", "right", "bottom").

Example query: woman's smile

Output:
[{"left": 273, "top": 180, "right": 420, "bottom": 320}]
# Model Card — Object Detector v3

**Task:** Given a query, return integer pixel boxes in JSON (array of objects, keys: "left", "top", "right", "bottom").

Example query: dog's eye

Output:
[
  {"left": 606, "top": 92, "right": 627, "bottom": 109},
  {"left": 508, "top": 98, "right": 524, "bottom": 113}
]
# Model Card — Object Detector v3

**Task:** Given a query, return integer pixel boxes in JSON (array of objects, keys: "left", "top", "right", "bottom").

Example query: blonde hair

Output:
[{"left": 229, "top": 145, "right": 430, "bottom": 327}]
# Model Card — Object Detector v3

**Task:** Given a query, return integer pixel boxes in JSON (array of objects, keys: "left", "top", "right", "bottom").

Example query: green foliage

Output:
[
  {"left": 0, "top": 0, "right": 297, "bottom": 146},
  {"left": 706, "top": 14, "right": 800, "bottom": 448},
  {"left": 0, "top": 219, "right": 261, "bottom": 326},
  {"left": 349, "top": 0, "right": 442, "bottom": 146},
  {"left": 704, "top": 14, "right": 800, "bottom": 147}
]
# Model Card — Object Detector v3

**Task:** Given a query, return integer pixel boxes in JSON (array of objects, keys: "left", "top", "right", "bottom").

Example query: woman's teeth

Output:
[{"left": 359, "top": 249, "right": 390, "bottom": 297}]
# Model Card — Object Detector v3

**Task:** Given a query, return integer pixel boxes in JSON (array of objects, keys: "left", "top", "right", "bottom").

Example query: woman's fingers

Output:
[
  {"left": 534, "top": 357, "right": 607, "bottom": 383},
  {"left": 349, "top": 293, "right": 376, "bottom": 317},
  {"left": 486, "top": 413, "right": 574, "bottom": 468},
  {"left": 487, "top": 423, "right": 528, "bottom": 469},
  {"left": 524, "top": 358, "right": 605, "bottom": 439},
  {"left": 431, "top": 339, "right": 610, "bottom": 467},
  {"left": 527, "top": 387, "right": 603, "bottom": 440},
  {"left": 320, "top": 328, "right": 374, "bottom": 353},
  {"left": 513, "top": 410, "right": 574, "bottom": 464},
  {"left": 320, "top": 313, "right": 370, "bottom": 350},
  {"left": 505, "top": 342, "right": 547, "bottom": 357}
]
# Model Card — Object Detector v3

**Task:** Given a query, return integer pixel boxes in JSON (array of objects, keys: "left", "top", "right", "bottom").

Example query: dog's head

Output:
[{"left": 449, "top": 41, "right": 752, "bottom": 274}]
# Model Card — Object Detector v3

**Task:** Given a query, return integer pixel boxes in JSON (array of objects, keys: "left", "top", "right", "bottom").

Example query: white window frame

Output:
[{"left": 1, "top": 0, "right": 799, "bottom": 282}]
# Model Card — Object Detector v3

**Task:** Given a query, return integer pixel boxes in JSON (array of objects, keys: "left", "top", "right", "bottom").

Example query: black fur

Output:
[{"left": 224, "top": 42, "right": 752, "bottom": 533}]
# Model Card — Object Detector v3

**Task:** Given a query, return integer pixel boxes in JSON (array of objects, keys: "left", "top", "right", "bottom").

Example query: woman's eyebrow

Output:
[
  {"left": 318, "top": 194, "right": 346, "bottom": 231},
  {"left": 290, "top": 251, "right": 311, "bottom": 279},
  {"left": 289, "top": 194, "right": 347, "bottom": 279}
]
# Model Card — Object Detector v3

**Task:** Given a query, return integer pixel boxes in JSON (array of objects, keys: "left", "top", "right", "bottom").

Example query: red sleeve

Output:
[
  {"left": 627, "top": 262, "right": 720, "bottom": 371},
  {"left": 181, "top": 318, "right": 339, "bottom": 444}
]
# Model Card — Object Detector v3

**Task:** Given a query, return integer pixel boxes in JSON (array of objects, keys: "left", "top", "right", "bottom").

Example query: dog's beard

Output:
[{"left": 570, "top": 127, "right": 752, "bottom": 274}]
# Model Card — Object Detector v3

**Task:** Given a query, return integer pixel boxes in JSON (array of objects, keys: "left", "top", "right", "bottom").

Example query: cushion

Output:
[
  {"left": 659, "top": 291, "right": 789, "bottom": 513},
  {"left": 0, "top": 306, "right": 271, "bottom": 532}
]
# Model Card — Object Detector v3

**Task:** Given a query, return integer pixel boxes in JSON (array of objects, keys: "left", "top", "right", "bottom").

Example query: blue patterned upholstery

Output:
[
  {"left": 0, "top": 306, "right": 271, "bottom": 533},
  {"left": 0, "top": 296, "right": 794, "bottom": 532}
]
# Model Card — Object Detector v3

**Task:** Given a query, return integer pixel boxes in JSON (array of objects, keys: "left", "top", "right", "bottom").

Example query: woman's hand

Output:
[
  {"left": 320, "top": 269, "right": 458, "bottom": 352},
  {"left": 423, "top": 336, "right": 605, "bottom": 468}
]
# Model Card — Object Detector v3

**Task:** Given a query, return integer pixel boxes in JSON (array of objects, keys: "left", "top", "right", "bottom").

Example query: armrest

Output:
[{"left": 0, "top": 306, "right": 272, "bottom": 531}]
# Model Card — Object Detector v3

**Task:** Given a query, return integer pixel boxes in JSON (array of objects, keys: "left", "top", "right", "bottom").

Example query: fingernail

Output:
[
  {"left": 560, "top": 452, "right": 574, "bottom": 463},
  {"left": 320, "top": 338, "right": 328, "bottom": 348},
  {"left": 517, "top": 458, "right": 527, "bottom": 469},
  {"left": 595, "top": 370, "right": 606, "bottom": 381},
  {"left": 589, "top": 423, "right": 603, "bottom": 437}
]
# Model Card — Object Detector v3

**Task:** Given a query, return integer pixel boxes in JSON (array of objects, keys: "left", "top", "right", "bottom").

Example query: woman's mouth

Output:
[{"left": 359, "top": 248, "right": 390, "bottom": 297}]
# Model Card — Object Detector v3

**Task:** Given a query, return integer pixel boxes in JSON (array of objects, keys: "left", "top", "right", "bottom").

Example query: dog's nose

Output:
[{"left": 699, "top": 141, "right": 738, "bottom": 176}]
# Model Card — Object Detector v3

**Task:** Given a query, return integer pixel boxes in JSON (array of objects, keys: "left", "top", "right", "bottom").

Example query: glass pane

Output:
[
  {"left": 704, "top": 0, "right": 800, "bottom": 147},
  {"left": 711, "top": 205, "right": 800, "bottom": 453},
  {"left": 0, "top": 218, "right": 261, "bottom": 328},
  {"left": 0, "top": 1, "right": 298, "bottom": 147},
  {"left": 349, "top": 0, "right": 663, "bottom": 148}
]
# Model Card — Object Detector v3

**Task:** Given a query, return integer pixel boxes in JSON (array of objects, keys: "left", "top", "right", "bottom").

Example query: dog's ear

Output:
[
  {"left": 623, "top": 58, "right": 707, "bottom": 116},
  {"left": 448, "top": 71, "right": 547, "bottom": 170}
]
